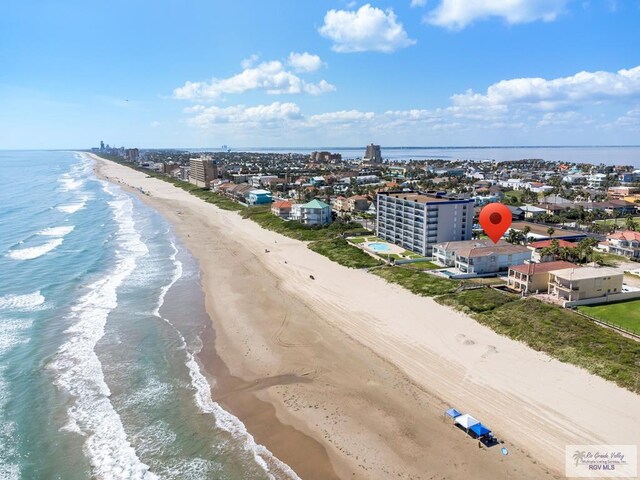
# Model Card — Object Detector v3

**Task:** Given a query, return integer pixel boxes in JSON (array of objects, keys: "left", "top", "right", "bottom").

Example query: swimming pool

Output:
[{"left": 367, "top": 242, "right": 392, "bottom": 252}]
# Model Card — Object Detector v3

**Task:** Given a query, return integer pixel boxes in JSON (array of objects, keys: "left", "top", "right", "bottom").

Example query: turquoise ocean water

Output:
[{"left": 0, "top": 151, "right": 298, "bottom": 479}]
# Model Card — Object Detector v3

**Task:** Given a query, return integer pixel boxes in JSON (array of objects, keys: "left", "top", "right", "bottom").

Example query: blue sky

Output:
[{"left": 1, "top": 0, "right": 639, "bottom": 149}]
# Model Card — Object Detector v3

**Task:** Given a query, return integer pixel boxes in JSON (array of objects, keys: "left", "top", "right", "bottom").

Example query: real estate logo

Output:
[{"left": 565, "top": 445, "right": 637, "bottom": 478}]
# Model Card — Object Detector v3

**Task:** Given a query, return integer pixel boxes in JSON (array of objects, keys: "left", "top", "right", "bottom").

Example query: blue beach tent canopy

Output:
[
  {"left": 469, "top": 423, "right": 491, "bottom": 437},
  {"left": 445, "top": 408, "right": 462, "bottom": 418}
]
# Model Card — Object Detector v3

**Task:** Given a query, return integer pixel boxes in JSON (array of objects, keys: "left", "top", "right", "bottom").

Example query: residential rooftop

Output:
[
  {"left": 528, "top": 239, "right": 578, "bottom": 249},
  {"left": 511, "top": 222, "right": 585, "bottom": 238},
  {"left": 549, "top": 266, "right": 623, "bottom": 280},
  {"left": 457, "top": 243, "right": 530, "bottom": 258},
  {"left": 510, "top": 261, "right": 576, "bottom": 275}
]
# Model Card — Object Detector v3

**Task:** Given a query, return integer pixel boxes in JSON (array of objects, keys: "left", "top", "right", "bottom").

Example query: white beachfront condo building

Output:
[{"left": 376, "top": 191, "right": 475, "bottom": 256}]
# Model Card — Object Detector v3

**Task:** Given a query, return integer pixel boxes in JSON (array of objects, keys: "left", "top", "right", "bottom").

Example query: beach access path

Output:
[{"left": 94, "top": 154, "right": 640, "bottom": 480}]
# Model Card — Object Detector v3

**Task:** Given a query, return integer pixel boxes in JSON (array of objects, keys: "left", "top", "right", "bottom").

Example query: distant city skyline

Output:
[{"left": 1, "top": 1, "right": 639, "bottom": 149}]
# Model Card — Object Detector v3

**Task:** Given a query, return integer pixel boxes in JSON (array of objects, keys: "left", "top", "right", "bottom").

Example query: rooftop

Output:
[
  {"left": 511, "top": 222, "right": 585, "bottom": 238},
  {"left": 302, "top": 199, "right": 330, "bottom": 209},
  {"left": 510, "top": 261, "right": 576, "bottom": 275},
  {"left": 434, "top": 239, "right": 503, "bottom": 253},
  {"left": 549, "top": 266, "right": 623, "bottom": 280},
  {"left": 608, "top": 230, "right": 640, "bottom": 242},
  {"left": 458, "top": 243, "right": 531, "bottom": 259},
  {"left": 528, "top": 239, "right": 578, "bottom": 249},
  {"left": 379, "top": 191, "right": 470, "bottom": 204}
]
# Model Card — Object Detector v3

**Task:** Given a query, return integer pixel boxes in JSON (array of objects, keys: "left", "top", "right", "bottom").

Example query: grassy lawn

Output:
[
  {"left": 401, "top": 250, "right": 424, "bottom": 259},
  {"left": 401, "top": 261, "right": 440, "bottom": 270},
  {"left": 348, "top": 237, "right": 368, "bottom": 244},
  {"left": 594, "top": 216, "right": 640, "bottom": 226},
  {"left": 462, "top": 276, "right": 508, "bottom": 286},
  {"left": 308, "top": 238, "right": 382, "bottom": 269},
  {"left": 504, "top": 190, "right": 523, "bottom": 201},
  {"left": 437, "top": 290, "right": 640, "bottom": 393},
  {"left": 598, "top": 252, "right": 629, "bottom": 267},
  {"left": 578, "top": 300, "right": 640, "bottom": 334},
  {"left": 372, "top": 267, "right": 459, "bottom": 296},
  {"left": 241, "top": 206, "right": 368, "bottom": 241}
]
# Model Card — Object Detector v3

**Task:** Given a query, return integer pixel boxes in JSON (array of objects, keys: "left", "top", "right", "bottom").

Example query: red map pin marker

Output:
[{"left": 479, "top": 203, "right": 512, "bottom": 244}]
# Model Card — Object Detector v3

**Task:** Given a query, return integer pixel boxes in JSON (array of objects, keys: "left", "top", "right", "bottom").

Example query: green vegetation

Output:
[
  {"left": 400, "top": 261, "right": 440, "bottom": 270},
  {"left": 99, "top": 154, "right": 245, "bottom": 211},
  {"left": 241, "top": 205, "right": 367, "bottom": 241},
  {"left": 349, "top": 237, "right": 367, "bottom": 244},
  {"left": 438, "top": 288, "right": 517, "bottom": 313},
  {"left": 598, "top": 252, "right": 629, "bottom": 267},
  {"left": 578, "top": 300, "right": 640, "bottom": 334},
  {"left": 462, "top": 276, "right": 508, "bottom": 286},
  {"left": 400, "top": 250, "right": 424, "bottom": 259},
  {"left": 372, "top": 267, "right": 459, "bottom": 296},
  {"left": 100, "top": 155, "right": 640, "bottom": 393},
  {"left": 308, "top": 238, "right": 382, "bottom": 269},
  {"left": 594, "top": 216, "right": 640, "bottom": 226},
  {"left": 436, "top": 290, "right": 640, "bottom": 393}
]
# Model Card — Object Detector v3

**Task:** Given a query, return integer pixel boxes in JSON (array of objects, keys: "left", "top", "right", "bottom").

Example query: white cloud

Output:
[
  {"left": 309, "top": 110, "right": 375, "bottom": 124},
  {"left": 173, "top": 60, "right": 335, "bottom": 101},
  {"left": 426, "top": 0, "right": 570, "bottom": 29},
  {"left": 240, "top": 54, "right": 260, "bottom": 69},
  {"left": 185, "top": 102, "right": 302, "bottom": 128},
  {"left": 287, "top": 52, "right": 324, "bottom": 72},
  {"left": 611, "top": 107, "right": 640, "bottom": 128},
  {"left": 150, "top": 120, "right": 161, "bottom": 128},
  {"left": 452, "top": 65, "right": 640, "bottom": 110},
  {"left": 411, "top": 0, "right": 428, "bottom": 7},
  {"left": 319, "top": 4, "right": 416, "bottom": 53}
]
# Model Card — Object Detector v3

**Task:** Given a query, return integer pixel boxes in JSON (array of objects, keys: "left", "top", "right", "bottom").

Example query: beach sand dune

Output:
[{"left": 94, "top": 155, "right": 640, "bottom": 480}]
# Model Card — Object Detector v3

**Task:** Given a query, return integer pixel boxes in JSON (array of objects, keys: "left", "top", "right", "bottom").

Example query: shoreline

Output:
[{"left": 93, "top": 153, "right": 640, "bottom": 479}]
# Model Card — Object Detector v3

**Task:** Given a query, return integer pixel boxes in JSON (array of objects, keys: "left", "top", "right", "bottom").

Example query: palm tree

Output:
[
  {"left": 625, "top": 215, "right": 637, "bottom": 231},
  {"left": 547, "top": 227, "right": 555, "bottom": 238},
  {"left": 522, "top": 226, "right": 531, "bottom": 245},
  {"left": 506, "top": 229, "right": 521, "bottom": 244}
]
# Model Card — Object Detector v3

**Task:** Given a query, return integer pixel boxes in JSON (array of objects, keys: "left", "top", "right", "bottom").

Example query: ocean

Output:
[
  {"left": 0, "top": 151, "right": 298, "bottom": 479},
  {"left": 190, "top": 145, "right": 640, "bottom": 167}
]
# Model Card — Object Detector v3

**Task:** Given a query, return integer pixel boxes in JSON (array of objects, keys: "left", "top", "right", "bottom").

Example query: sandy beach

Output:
[{"left": 94, "top": 154, "right": 640, "bottom": 480}]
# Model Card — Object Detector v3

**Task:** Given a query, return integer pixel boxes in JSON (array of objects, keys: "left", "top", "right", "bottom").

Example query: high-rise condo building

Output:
[
  {"left": 363, "top": 144, "right": 382, "bottom": 164},
  {"left": 376, "top": 191, "right": 475, "bottom": 256},
  {"left": 189, "top": 156, "right": 218, "bottom": 188}
]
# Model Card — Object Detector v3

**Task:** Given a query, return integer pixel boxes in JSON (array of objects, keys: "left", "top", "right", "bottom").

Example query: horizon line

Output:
[{"left": 2, "top": 144, "right": 640, "bottom": 152}]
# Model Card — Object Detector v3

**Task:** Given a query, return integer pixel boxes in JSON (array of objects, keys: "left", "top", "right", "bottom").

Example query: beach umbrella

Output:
[
  {"left": 454, "top": 414, "right": 480, "bottom": 429},
  {"left": 469, "top": 423, "right": 491, "bottom": 437},
  {"left": 445, "top": 408, "right": 462, "bottom": 419}
]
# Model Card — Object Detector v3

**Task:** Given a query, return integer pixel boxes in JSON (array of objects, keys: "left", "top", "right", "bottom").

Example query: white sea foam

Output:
[
  {"left": 153, "top": 241, "right": 183, "bottom": 317},
  {"left": 149, "top": 240, "right": 298, "bottom": 478},
  {"left": 0, "top": 291, "right": 45, "bottom": 311},
  {"left": 39, "top": 226, "right": 75, "bottom": 237},
  {"left": 7, "top": 238, "right": 63, "bottom": 260},
  {"left": 159, "top": 458, "right": 220, "bottom": 479},
  {"left": 48, "top": 187, "right": 156, "bottom": 479},
  {"left": 0, "top": 317, "right": 33, "bottom": 480},
  {"left": 0, "top": 371, "right": 20, "bottom": 480},
  {"left": 57, "top": 202, "right": 86, "bottom": 214},
  {"left": 0, "top": 318, "right": 33, "bottom": 352},
  {"left": 185, "top": 352, "right": 301, "bottom": 480},
  {"left": 132, "top": 420, "right": 178, "bottom": 457},
  {"left": 58, "top": 174, "right": 84, "bottom": 192}
]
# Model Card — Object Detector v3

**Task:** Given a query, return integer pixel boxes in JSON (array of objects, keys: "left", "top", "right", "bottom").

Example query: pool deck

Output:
[{"left": 362, "top": 240, "right": 405, "bottom": 256}]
